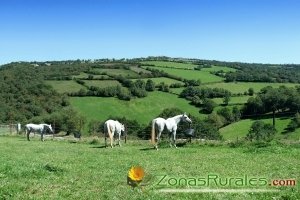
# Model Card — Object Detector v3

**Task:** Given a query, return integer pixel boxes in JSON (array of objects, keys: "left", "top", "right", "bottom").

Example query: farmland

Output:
[
  {"left": 141, "top": 60, "right": 197, "bottom": 69},
  {"left": 83, "top": 80, "right": 121, "bottom": 88},
  {"left": 205, "top": 82, "right": 299, "bottom": 94},
  {"left": 45, "top": 80, "right": 85, "bottom": 93},
  {"left": 70, "top": 91, "right": 204, "bottom": 125},
  {"left": 0, "top": 136, "right": 299, "bottom": 200},
  {"left": 131, "top": 77, "right": 183, "bottom": 85}
]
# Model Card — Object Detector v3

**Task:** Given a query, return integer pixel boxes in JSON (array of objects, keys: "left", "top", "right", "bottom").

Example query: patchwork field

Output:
[
  {"left": 0, "top": 136, "right": 299, "bottom": 200},
  {"left": 92, "top": 68, "right": 139, "bottom": 78},
  {"left": 201, "top": 66, "right": 237, "bottom": 72},
  {"left": 144, "top": 66, "right": 224, "bottom": 83},
  {"left": 141, "top": 61, "right": 197, "bottom": 69},
  {"left": 130, "top": 77, "right": 183, "bottom": 85},
  {"left": 83, "top": 80, "right": 121, "bottom": 88},
  {"left": 205, "top": 82, "right": 299, "bottom": 94},
  {"left": 220, "top": 117, "right": 300, "bottom": 141},
  {"left": 45, "top": 80, "right": 85, "bottom": 93},
  {"left": 70, "top": 91, "right": 204, "bottom": 125}
]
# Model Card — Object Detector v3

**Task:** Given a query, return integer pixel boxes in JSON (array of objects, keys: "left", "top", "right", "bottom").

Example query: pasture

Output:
[
  {"left": 0, "top": 136, "right": 299, "bottom": 199},
  {"left": 92, "top": 68, "right": 139, "bottom": 78},
  {"left": 83, "top": 80, "right": 121, "bottom": 88},
  {"left": 45, "top": 80, "right": 85, "bottom": 94},
  {"left": 205, "top": 82, "right": 299, "bottom": 94},
  {"left": 201, "top": 66, "right": 237, "bottom": 72},
  {"left": 220, "top": 117, "right": 300, "bottom": 141},
  {"left": 144, "top": 66, "right": 224, "bottom": 83},
  {"left": 212, "top": 96, "right": 250, "bottom": 105},
  {"left": 130, "top": 77, "right": 184, "bottom": 85},
  {"left": 141, "top": 61, "right": 197, "bottom": 69},
  {"left": 70, "top": 91, "right": 205, "bottom": 125}
]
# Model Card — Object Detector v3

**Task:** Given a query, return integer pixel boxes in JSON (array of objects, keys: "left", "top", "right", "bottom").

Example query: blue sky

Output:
[{"left": 0, "top": 0, "right": 300, "bottom": 64}]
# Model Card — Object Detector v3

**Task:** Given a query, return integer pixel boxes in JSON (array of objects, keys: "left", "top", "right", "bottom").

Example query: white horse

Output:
[
  {"left": 25, "top": 123, "right": 54, "bottom": 141},
  {"left": 151, "top": 113, "right": 192, "bottom": 149},
  {"left": 104, "top": 120, "right": 125, "bottom": 148}
]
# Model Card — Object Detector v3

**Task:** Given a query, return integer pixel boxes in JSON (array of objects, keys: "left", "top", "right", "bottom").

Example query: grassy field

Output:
[
  {"left": 0, "top": 136, "right": 299, "bottom": 200},
  {"left": 131, "top": 77, "right": 183, "bottom": 85},
  {"left": 130, "top": 66, "right": 151, "bottom": 74},
  {"left": 70, "top": 91, "right": 204, "bottom": 126},
  {"left": 144, "top": 66, "right": 224, "bottom": 83},
  {"left": 92, "top": 68, "right": 139, "bottom": 78},
  {"left": 141, "top": 61, "right": 197, "bottom": 69},
  {"left": 45, "top": 80, "right": 85, "bottom": 93},
  {"left": 83, "top": 80, "right": 121, "bottom": 88},
  {"left": 212, "top": 96, "right": 250, "bottom": 105},
  {"left": 201, "top": 66, "right": 236, "bottom": 72},
  {"left": 220, "top": 117, "right": 300, "bottom": 141},
  {"left": 205, "top": 82, "right": 299, "bottom": 94}
]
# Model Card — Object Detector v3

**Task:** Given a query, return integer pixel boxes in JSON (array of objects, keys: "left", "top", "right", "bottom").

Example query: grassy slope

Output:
[
  {"left": 130, "top": 77, "right": 183, "bottom": 85},
  {"left": 220, "top": 117, "right": 300, "bottom": 141},
  {"left": 141, "top": 61, "right": 197, "bottom": 69},
  {"left": 144, "top": 66, "right": 224, "bottom": 83},
  {"left": 201, "top": 66, "right": 236, "bottom": 72},
  {"left": 212, "top": 96, "right": 250, "bottom": 105},
  {"left": 70, "top": 91, "right": 203, "bottom": 125},
  {"left": 205, "top": 82, "right": 299, "bottom": 94},
  {"left": 45, "top": 80, "right": 85, "bottom": 93},
  {"left": 0, "top": 136, "right": 299, "bottom": 200},
  {"left": 93, "top": 68, "right": 139, "bottom": 78},
  {"left": 83, "top": 80, "right": 121, "bottom": 88}
]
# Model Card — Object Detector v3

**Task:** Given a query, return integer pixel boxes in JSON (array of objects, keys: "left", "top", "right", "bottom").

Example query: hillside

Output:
[{"left": 1, "top": 57, "right": 300, "bottom": 140}]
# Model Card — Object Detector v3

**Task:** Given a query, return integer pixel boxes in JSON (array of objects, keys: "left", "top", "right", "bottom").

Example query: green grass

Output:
[
  {"left": 205, "top": 82, "right": 299, "bottom": 94},
  {"left": 201, "top": 66, "right": 236, "bottom": 72},
  {"left": 169, "top": 87, "right": 185, "bottom": 95},
  {"left": 45, "top": 80, "right": 86, "bottom": 93},
  {"left": 141, "top": 61, "right": 197, "bottom": 69},
  {"left": 0, "top": 136, "right": 299, "bottom": 199},
  {"left": 131, "top": 77, "right": 183, "bottom": 85},
  {"left": 220, "top": 117, "right": 300, "bottom": 141},
  {"left": 130, "top": 66, "right": 151, "bottom": 74},
  {"left": 70, "top": 91, "right": 204, "bottom": 126},
  {"left": 93, "top": 68, "right": 139, "bottom": 78},
  {"left": 212, "top": 96, "right": 250, "bottom": 105},
  {"left": 144, "top": 66, "right": 224, "bottom": 83},
  {"left": 84, "top": 80, "right": 121, "bottom": 88}
]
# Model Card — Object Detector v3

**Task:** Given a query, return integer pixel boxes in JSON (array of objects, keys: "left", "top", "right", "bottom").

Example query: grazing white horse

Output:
[
  {"left": 104, "top": 120, "right": 125, "bottom": 148},
  {"left": 25, "top": 123, "right": 54, "bottom": 141},
  {"left": 151, "top": 113, "right": 192, "bottom": 150}
]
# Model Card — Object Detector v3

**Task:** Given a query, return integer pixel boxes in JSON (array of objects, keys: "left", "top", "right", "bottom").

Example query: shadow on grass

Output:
[{"left": 90, "top": 145, "right": 107, "bottom": 149}]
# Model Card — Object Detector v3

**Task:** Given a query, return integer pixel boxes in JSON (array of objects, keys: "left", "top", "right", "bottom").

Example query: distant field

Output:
[
  {"left": 70, "top": 91, "right": 204, "bottom": 126},
  {"left": 201, "top": 65, "right": 236, "bottom": 72},
  {"left": 84, "top": 80, "right": 121, "bottom": 88},
  {"left": 45, "top": 80, "right": 85, "bottom": 93},
  {"left": 205, "top": 82, "right": 299, "bottom": 94},
  {"left": 220, "top": 117, "right": 300, "bottom": 141},
  {"left": 130, "top": 66, "right": 151, "bottom": 74},
  {"left": 131, "top": 77, "right": 183, "bottom": 85},
  {"left": 212, "top": 96, "right": 250, "bottom": 105},
  {"left": 145, "top": 66, "right": 224, "bottom": 83},
  {"left": 169, "top": 87, "right": 185, "bottom": 95},
  {"left": 72, "top": 72, "right": 90, "bottom": 79},
  {"left": 92, "top": 68, "right": 139, "bottom": 78},
  {"left": 141, "top": 61, "right": 197, "bottom": 69}
]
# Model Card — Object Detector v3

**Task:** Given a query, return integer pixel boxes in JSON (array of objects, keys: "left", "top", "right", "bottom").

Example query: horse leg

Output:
[
  {"left": 118, "top": 133, "right": 121, "bottom": 147},
  {"left": 110, "top": 134, "right": 113, "bottom": 148},
  {"left": 27, "top": 130, "right": 30, "bottom": 141},
  {"left": 105, "top": 134, "right": 107, "bottom": 148},
  {"left": 41, "top": 131, "right": 44, "bottom": 142},
  {"left": 173, "top": 131, "right": 177, "bottom": 148},
  {"left": 155, "top": 131, "right": 162, "bottom": 150}
]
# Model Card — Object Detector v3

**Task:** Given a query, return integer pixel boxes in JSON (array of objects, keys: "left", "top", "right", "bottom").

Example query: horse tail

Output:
[
  {"left": 106, "top": 122, "right": 113, "bottom": 140},
  {"left": 151, "top": 119, "right": 156, "bottom": 144}
]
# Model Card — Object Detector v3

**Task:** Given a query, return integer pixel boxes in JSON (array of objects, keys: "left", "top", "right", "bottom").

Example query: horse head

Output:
[
  {"left": 120, "top": 124, "right": 125, "bottom": 132},
  {"left": 181, "top": 112, "right": 192, "bottom": 123},
  {"left": 47, "top": 124, "right": 54, "bottom": 134}
]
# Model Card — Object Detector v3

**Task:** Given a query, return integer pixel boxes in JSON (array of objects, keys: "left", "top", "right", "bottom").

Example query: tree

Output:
[
  {"left": 248, "top": 88, "right": 254, "bottom": 96},
  {"left": 145, "top": 79, "right": 155, "bottom": 91},
  {"left": 246, "top": 121, "right": 276, "bottom": 142},
  {"left": 202, "top": 99, "right": 216, "bottom": 114},
  {"left": 223, "top": 93, "right": 231, "bottom": 105}
]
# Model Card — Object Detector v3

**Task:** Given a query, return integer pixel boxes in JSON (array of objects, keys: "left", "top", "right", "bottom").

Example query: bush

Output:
[{"left": 246, "top": 121, "right": 276, "bottom": 142}]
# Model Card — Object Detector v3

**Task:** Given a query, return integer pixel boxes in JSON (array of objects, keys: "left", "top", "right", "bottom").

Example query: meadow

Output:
[
  {"left": 141, "top": 60, "right": 197, "bottom": 69},
  {"left": 45, "top": 80, "right": 85, "bottom": 94},
  {"left": 130, "top": 77, "right": 184, "bottom": 85},
  {"left": 0, "top": 136, "right": 299, "bottom": 200},
  {"left": 144, "top": 66, "right": 224, "bottom": 83},
  {"left": 70, "top": 91, "right": 204, "bottom": 125},
  {"left": 205, "top": 82, "right": 299, "bottom": 94},
  {"left": 83, "top": 80, "right": 121, "bottom": 88},
  {"left": 220, "top": 117, "right": 300, "bottom": 141},
  {"left": 92, "top": 68, "right": 140, "bottom": 78}
]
